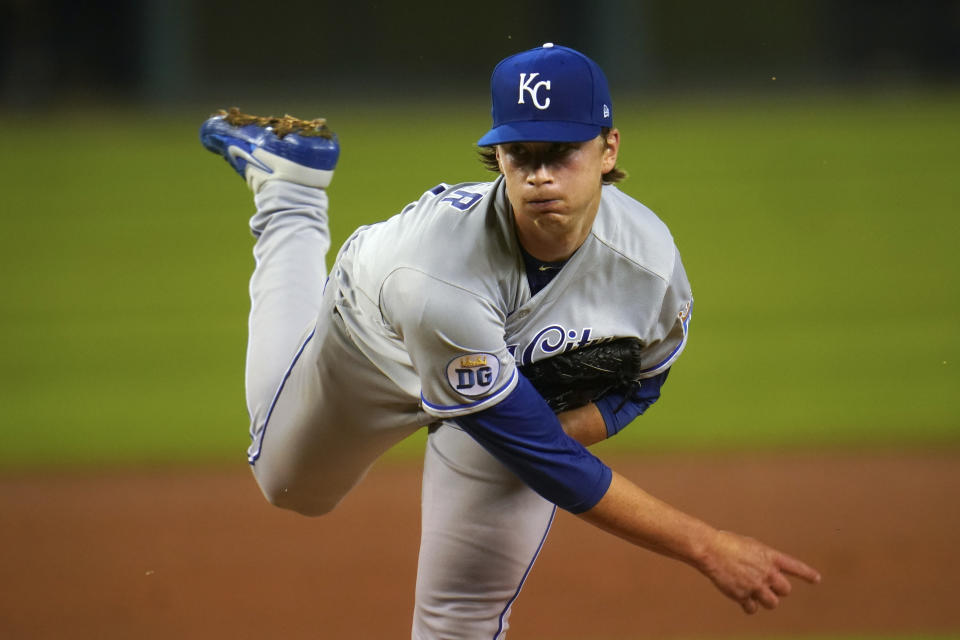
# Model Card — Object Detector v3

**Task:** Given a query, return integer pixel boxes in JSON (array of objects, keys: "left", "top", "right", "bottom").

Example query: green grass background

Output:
[{"left": 1, "top": 92, "right": 958, "bottom": 468}]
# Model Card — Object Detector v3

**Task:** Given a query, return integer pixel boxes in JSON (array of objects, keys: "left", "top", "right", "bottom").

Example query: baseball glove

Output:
[{"left": 519, "top": 337, "right": 644, "bottom": 412}]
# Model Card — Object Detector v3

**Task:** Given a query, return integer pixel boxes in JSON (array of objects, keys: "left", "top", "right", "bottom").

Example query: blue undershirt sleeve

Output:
[
  {"left": 594, "top": 369, "right": 671, "bottom": 438},
  {"left": 452, "top": 373, "right": 613, "bottom": 514}
]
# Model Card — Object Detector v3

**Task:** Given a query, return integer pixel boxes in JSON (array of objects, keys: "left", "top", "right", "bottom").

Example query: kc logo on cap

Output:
[
  {"left": 518, "top": 73, "right": 551, "bottom": 110},
  {"left": 478, "top": 42, "right": 613, "bottom": 146}
]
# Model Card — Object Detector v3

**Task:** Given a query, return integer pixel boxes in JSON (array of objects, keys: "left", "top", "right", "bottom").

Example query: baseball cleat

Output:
[{"left": 199, "top": 107, "right": 340, "bottom": 193}]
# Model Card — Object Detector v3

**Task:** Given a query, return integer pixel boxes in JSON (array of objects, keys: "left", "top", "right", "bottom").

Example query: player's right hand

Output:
[{"left": 698, "top": 530, "right": 821, "bottom": 614}]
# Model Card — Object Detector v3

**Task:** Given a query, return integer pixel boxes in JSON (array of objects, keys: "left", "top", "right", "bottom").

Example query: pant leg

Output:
[
  {"left": 243, "top": 180, "right": 423, "bottom": 516},
  {"left": 245, "top": 180, "right": 331, "bottom": 419},
  {"left": 413, "top": 424, "right": 557, "bottom": 640}
]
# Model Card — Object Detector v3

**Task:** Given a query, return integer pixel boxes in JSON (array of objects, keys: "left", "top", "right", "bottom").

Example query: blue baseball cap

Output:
[{"left": 477, "top": 43, "right": 613, "bottom": 147}]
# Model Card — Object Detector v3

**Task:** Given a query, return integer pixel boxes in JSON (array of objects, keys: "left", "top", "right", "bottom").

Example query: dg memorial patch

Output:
[{"left": 446, "top": 352, "right": 500, "bottom": 397}]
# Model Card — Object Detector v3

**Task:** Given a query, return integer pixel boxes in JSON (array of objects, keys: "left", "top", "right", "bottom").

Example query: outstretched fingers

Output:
[
  {"left": 776, "top": 552, "right": 822, "bottom": 585},
  {"left": 744, "top": 579, "right": 799, "bottom": 614},
  {"left": 702, "top": 531, "right": 821, "bottom": 615},
  {"left": 769, "top": 571, "right": 793, "bottom": 597},
  {"left": 737, "top": 549, "right": 821, "bottom": 615},
  {"left": 743, "top": 553, "right": 821, "bottom": 614}
]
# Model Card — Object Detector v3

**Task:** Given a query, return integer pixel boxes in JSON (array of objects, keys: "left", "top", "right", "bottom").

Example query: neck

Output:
[
  {"left": 513, "top": 210, "right": 597, "bottom": 262},
  {"left": 516, "top": 232, "right": 582, "bottom": 262}
]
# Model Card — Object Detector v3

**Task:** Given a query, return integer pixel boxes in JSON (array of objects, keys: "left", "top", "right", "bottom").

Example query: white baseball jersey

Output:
[{"left": 331, "top": 176, "right": 692, "bottom": 418}]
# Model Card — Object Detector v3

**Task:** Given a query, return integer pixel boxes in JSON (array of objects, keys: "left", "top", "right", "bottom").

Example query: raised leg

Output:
[{"left": 200, "top": 111, "right": 422, "bottom": 516}]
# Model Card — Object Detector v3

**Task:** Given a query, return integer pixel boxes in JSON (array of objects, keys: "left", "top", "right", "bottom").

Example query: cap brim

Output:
[{"left": 477, "top": 121, "right": 602, "bottom": 146}]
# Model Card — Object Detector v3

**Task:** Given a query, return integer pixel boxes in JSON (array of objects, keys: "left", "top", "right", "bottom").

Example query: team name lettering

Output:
[
  {"left": 518, "top": 73, "right": 551, "bottom": 110},
  {"left": 509, "top": 325, "right": 617, "bottom": 366}
]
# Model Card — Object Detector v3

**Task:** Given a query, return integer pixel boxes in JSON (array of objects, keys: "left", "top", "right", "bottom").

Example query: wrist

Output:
[
  {"left": 679, "top": 522, "right": 721, "bottom": 573},
  {"left": 557, "top": 403, "right": 607, "bottom": 447}
]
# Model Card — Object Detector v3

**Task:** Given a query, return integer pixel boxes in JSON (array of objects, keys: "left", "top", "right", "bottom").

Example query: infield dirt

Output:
[{"left": 1, "top": 451, "right": 957, "bottom": 639}]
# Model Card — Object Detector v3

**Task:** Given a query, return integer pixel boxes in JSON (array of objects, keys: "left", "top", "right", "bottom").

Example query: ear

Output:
[{"left": 601, "top": 129, "right": 620, "bottom": 174}]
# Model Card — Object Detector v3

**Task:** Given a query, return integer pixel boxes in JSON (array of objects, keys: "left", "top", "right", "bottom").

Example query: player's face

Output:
[{"left": 496, "top": 130, "right": 619, "bottom": 261}]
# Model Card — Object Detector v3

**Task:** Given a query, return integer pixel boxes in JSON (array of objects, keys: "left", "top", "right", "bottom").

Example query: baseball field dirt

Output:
[{"left": 1, "top": 450, "right": 957, "bottom": 639}]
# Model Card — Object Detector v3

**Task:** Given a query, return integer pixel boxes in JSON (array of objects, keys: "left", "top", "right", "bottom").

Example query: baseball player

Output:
[{"left": 200, "top": 43, "right": 820, "bottom": 638}]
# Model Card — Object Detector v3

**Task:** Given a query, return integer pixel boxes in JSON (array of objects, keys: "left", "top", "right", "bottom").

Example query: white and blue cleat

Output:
[{"left": 199, "top": 109, "right": 340, "bottom": 193}]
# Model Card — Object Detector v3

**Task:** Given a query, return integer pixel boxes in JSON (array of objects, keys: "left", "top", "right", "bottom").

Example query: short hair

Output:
[{"left": 477, "top": 128, "right": 627, "bottom": 184}]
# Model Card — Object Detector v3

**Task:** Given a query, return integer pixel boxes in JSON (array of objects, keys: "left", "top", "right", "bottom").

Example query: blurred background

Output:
[
  {"left": 4, "top": 0, "right": 960, "bottom": 106},
  {"left": 0, "top": 0, "right": 958, "bottom": 466}
]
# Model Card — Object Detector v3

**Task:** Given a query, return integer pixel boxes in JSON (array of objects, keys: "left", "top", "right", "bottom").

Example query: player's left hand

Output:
[{"left": 698, "top": 530, "right": 821, "bottom": 614}]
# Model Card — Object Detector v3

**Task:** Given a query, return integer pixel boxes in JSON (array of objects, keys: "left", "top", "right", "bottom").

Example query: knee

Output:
[{"left": 254, "top": 473, "right": 343, "bottom": 517}]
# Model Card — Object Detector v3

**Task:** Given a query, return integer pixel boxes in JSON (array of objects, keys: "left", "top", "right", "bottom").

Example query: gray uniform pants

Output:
[{"left": 245, "top": 181, "right": 556, "bottom": 639}]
